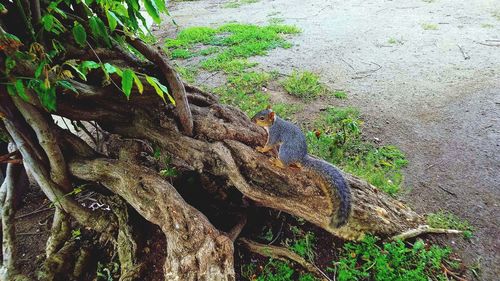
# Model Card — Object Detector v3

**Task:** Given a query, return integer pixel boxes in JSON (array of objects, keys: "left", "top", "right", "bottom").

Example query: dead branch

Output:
[
  {"left": 228, "top": 214, "right": 247, "bottom": 242},
  {"left": 391, "top": 225, "right": 463, "bottom": 241},
  {"left": 239, "top": 238, "right": 324, "bottom": 278}
]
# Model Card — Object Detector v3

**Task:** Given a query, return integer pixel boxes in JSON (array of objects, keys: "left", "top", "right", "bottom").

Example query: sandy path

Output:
[{"left": 162, "top": 0, "right": 500, "bottom": 279}]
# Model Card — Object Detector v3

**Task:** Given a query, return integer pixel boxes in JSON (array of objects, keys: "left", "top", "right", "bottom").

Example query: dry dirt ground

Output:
[{"left": 161, "top": 0, "right": 500, "bottom": 280}]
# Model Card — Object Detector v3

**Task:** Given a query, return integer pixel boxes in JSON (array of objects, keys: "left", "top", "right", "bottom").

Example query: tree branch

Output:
[
  {"left": 126, "top": 37, "right": 194, "bottom": 136},
  {"left": 13, "top": 97, "right": 72, "bottom": 191},
  {"left": 391, "top": 225, "right": 464, "bottom": 241}
]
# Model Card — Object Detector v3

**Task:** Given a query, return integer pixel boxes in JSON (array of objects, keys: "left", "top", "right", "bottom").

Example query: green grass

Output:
[
  {"left": 281, "top": 70, "right": 328, "bottom": 99},
  {"left": 224, "top": 0, "right": 259, "bottom": 8},
  {"left": 427, "top": 211, "right": 474, "bottom": 238},
  {"left": 332, "top": 236, "right": 455, "bottom": 281},
  {"left": 165, "top": 23, "right": 300, "bottom": 74},
  {"left": 174, "top": 65, "right": 198, "bottom": 83},
  {"left": 286, "top": 227, "right": 316, "bottom": 261},
  {"left": 306, "top": 107, "right": 408, "bottom": 194},
  {"left": 332, "top": 90, "right": 347, "bottom": 99},
  {"left": 421, "top": 23, "right": 438, "bottom": 30},
  {"left": 243, "top": 259, "right": 320, "bottom": 281}
]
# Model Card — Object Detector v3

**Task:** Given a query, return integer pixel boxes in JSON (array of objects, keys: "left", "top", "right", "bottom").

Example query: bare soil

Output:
[{"left": 162, "top": 0, "right": 500, "bottom": 280}]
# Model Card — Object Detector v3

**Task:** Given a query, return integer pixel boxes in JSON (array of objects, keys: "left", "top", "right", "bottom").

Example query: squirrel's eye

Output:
[{"left": 259, "top": 116, "right": 265, "bottom": 120}]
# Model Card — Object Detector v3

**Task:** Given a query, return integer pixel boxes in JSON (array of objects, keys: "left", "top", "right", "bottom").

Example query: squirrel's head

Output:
[{"left": 251, "top": 106, "right": 275, "bottom": 127}]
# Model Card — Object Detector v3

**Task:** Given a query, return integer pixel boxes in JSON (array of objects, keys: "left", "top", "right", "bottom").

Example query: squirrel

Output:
[{"left": 251, "top": 107, "right": 351, "bottom": 227}]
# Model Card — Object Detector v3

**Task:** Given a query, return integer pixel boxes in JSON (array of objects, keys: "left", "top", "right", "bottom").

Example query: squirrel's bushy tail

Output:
[{"left": 303, "top": 155, "right": 351, "bottom": 228}]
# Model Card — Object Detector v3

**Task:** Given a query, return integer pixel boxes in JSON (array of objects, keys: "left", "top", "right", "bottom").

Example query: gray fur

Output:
[{"left": 252, "top": 110, "right": 352, "bottom": 227}]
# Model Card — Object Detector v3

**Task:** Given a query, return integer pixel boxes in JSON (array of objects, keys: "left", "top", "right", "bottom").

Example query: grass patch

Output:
[
  {"left": 421, "top": 23, "right": 438, "bottom": 30},
  {"left": 481, "top": 23, "right": 494, "bottom": 28},
  {"left": 224, "top": 0, "right": 259, "bottom": 8},
  {"left": 281, "top": 70, "right": 328, "bottom": 99},
  {"left": 251, "top": 260, "right": 320, "bottom": 281},
  {"left": 174, "top": 65, "right": 198, "bottom": 84},
  {"left": 306, "top": 107, "right": 408, "bottom": 194},
  {"left": 332, "top": 90, "right": 347, "bottom": 99},
  {"left": 427, "top": 211, "right": 474, "bottom": 238},
  {"left": 165, "top": 23, "right": 300, "bottom": 74},
  {"left": 332, "top": 236, "right": 456, "bottom": 281}
]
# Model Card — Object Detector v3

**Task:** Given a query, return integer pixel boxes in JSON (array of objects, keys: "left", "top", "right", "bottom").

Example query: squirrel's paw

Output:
[
  {"left": 256, "top": 146, "right": 266, "bottom": 153},
  {"left": 257, "top": 146, "right": 272, "bottom": 153},
  {"left": 270, "top": 157, "right": 285, "bottom": 168}
]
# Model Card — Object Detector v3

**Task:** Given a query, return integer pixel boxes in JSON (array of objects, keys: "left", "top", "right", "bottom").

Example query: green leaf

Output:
[
  {"left": 145, "top": 75, "right": 165, "bottom": 102},
  {"left": 5, "top": 57, "right": 16, "bottom": 74},
  {"left": 121, "top": 69, "right": 134, "bottom": 99},
  {"left": 79, "top": 60, "right": 101, "bottom": 75},
  {"left": 89, "top": 16, "right": 111, "bottom": 46},
  {"left": 39, "top": 87, "right": 57, "bottom": 111},
  {"left": 154, "top": 79, "right": 176, "bottom": 105},
  {"left": 154, "top": 0, "right": 166, "bottom": 13},
  {"left": 132, "top": 72, "right": 144, "bottom": 94},
  {"left": 6, "top": 84, "right": 16, "bottom": 96},
  {"left": 35, "top": 61, "right": 46, "bottom": 79},
  {"left": 15, "top": 79, "right": 30, "bottom": 101},
  {"left": 65, "top": 63, "right": 87, "bottom": 81},
  {"left": 143, "top": 0, "right": 161, "bottom": 24},
  {"left": 56, "top": 80, "right": 78, "bottom": 94},
  {"left": 106, "top": 10, "right": 118, "bottom": 31},
  {"left": 103, "top": 63, "right": 118, "bottom": 74},
  {"left": 41, "top": 15, "right": 65, "bottom": 34},
  {"left": 72, "top": 22, "right": 87, "bottom": 47}
]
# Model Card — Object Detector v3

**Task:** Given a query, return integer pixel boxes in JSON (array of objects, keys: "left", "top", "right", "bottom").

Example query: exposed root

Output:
[
  {"left": 228, "top": 214, "right": 247, "bottom": 242},
  {"left": 391, "top": 225, "right": 463, "bottom": 241},
  {"left": 239, "top": 238, "right": 325, "bottom": 278},
  {"left": 107, "top": 196, "right": 142, "bottom": 281},
  {"left": 44, "top": 208, "right": 70, "bottom": 258},
  {"left": 0, "top": 162, "right": 21, "bottom": 279}
]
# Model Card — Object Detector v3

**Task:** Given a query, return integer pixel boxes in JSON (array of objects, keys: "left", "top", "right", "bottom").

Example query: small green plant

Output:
[
  {"left": 331, "top": 236, "right": 454, "bottom": 281},
  {"left": 481, "top": 23, "right": 494, "bottom": 28},
  {"left": 153, "top": 147, "right": 178, "bottom": 178},
  {"left": 427, "top": 211, "right": 474, "bottom": 238},
  {"left": 259, "top": 227, "right": 274, "bottom": 242},
  {"left": 281, "top": 70, "right": 328, "bottom": 99},
  {"left": 288, "top": 231, "right": 316, "bottom": 261},
  {"left": 241, "top": 263, "right": 257, "bottom": 280},
  {"left": 307, "top": 107, "right": 407, "bottom": 194},
  {"left": 421, "top": 23, "right": 438, "bottom": 30},
  {"left": 332, "top": 90, "right": 347, "bottom": 99},
  {"left": 71, "top": 228, "right": 82, "bottom": 240},
  {"left": 224, "top": 0, "right": 259, "bottom": 8},
  {"left": 421, "top": 0, "right": 435, "bottom": 3}
]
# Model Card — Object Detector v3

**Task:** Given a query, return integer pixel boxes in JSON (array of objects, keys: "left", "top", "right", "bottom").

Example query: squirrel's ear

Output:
[{"left": 268, "top": 111, "right": 275, "bottom": 120}]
